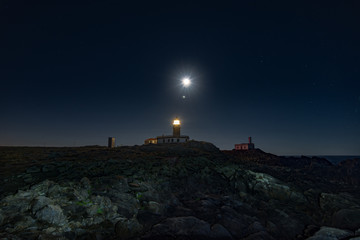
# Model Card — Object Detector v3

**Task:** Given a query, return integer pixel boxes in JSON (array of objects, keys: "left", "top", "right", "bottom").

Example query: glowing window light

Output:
[{"left": 173, "top": 119, "right": 180, "bottom": 125}]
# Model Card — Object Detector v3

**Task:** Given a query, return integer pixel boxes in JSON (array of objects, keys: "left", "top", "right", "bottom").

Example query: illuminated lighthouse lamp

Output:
[{"left": 173, "top": 119, "right": 180, "bottom": 125}]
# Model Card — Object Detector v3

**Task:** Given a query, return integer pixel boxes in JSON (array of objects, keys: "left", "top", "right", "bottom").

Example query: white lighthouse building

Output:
[{"left": 144, "top": 118, "right": 189, "bottom": 144}]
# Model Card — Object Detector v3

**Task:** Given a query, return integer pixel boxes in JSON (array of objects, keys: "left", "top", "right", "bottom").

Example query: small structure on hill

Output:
[
  {"left": 108, "top": 137, "right": 115, "bottom": 148},
  {"left": 144, "top": 118, "right": 189, "bottom": 144},
  {"left": 144, "top": 138, "right": 157, "bottom": 144},
  {"left": 235, "top": 137, "right": 255, "bottom": 150}
]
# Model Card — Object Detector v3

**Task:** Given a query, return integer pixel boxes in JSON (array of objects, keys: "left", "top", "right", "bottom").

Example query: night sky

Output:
[{"left": 1, "top": 1, "right": 359, "bottom": 155}]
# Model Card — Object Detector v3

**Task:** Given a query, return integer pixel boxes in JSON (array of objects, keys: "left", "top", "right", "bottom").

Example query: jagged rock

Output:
[
  {"left": 265, "top": 221, "right": 281, "bottom": 237},
  {"left": 13, "top": 216, "right": 36, "bottom": 231},
  {"left": 246, "top": 171, "right": 307, "bottom": 204},
  {"left": 35, "top": 204, "right": 67, "bottom": 226},
  {"left": 87, "top": 195, "right": 118, "bottom": 221},
  {"left": 108, "top": 192, "right": 139, "bottom": 218},
  {"left": 337, "top": 159, "right": 360, "bottom": 185},
  {"left": 320, "top": 193, "right": 360, "bottom": 212},
  {"left": 332, "top": 209, "right": 360, "bottom": 230},
  {"left": 142, "top": 216, "right": 232, "bottom": 239},
  {"left": 267, "top": 209, "right": 305, "bottom": 239},
  {"left": 306, "top": 226, "right": 353, "bottom": 240},
  {"left": 73, "top": 188, "right": 90, "bottom": 202},
  {"left": 30, "top": 179, "right": 54, "bottom": 195},
  {"left": 31, "top": 196, "right": 54, "bottom": 214},
  {"left": 47, "top": 184, "right": 63, "bottom": 198},
  {"left": 1, "top": 190, "right": 35, "bottom": 218},
  {"left": 115, "top": 217, "right": 143, "bottom": 239},
  {"left": 0, "top": 233, "right": 23, "bottom": 240},
  {"left": 0, "top": 144, "right": 360, "bottom": 239},
  {"left": 218, "top": 205, "right": 256, "bottom": 238}
]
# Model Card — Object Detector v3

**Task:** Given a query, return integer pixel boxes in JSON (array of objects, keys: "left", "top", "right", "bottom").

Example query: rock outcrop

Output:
[{"left": 0, "top": 143, "right": 359, "bottom": 239}]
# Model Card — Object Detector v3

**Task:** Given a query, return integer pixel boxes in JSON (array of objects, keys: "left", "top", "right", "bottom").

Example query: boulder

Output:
[
  {"left": 306, "top": 226, "right": 353, "bottom": 240},
  {"left": 115, "top": 217, "right": 143, "bottom": 239},
  {"left": 31, "top": 196, "right": 54, "bottom": 214},
  {"left": 35, "top": 204, "right": 67, "bottom": 226},
  {"left": 143, "top": 216, "right": 232, "bottom": 239},
  {"left": 320, "top": 193, "right": 360, "bottom": 213},
  {"left": 332, "top": 209, "right": 360, "bottom": 230},
  {"left": 218, "top": 205, "right": 256, "bottom": 238}
]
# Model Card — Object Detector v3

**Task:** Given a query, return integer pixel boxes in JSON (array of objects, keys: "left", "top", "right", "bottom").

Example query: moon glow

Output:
[{"left": 182, "top": 77, "right": 191, "bottom": 87}]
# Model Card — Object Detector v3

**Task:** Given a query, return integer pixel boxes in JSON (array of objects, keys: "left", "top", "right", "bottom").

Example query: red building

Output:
[{"left": 235, "top": 137, "right": 255, "bottom": 150}]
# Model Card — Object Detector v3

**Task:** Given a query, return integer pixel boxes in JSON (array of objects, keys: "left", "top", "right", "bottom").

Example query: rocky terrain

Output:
[{"left": 0, "top": 142, "right": 360, "bottom": 240}]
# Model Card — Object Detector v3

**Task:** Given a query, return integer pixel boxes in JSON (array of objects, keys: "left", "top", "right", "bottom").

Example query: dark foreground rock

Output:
[{"left": 0, "top": 142, "right": 360, "bottom": 239}]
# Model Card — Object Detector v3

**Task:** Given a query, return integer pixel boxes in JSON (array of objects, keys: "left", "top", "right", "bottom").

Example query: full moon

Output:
[{"left": 182, "top": 77, "right": 191, "bottom": 87}]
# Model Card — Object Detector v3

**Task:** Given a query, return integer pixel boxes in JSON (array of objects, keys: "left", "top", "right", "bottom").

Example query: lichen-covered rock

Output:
[
  {"left": 30, "top": 179, "right": 54, "bottom": 195},
  {"left": 31, "top": 196, "right": 54, "bottom": 214},
  {"left": 35, "top": 204, "right": 67, "bottom": 226},
  {"left": 1, "top": 190, "right": 35, "bottom": 218},
  {"left": 247, "top": 171, "right": 307, "bottom": 204}
]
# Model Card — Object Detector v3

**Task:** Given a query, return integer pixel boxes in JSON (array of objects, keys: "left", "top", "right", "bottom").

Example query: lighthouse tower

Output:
[
  {"left": 145, "top": 117, "right": 189, "bottom": 144},
  {"left": 173, "top": 118, "right": 181, "bottom": 137}
]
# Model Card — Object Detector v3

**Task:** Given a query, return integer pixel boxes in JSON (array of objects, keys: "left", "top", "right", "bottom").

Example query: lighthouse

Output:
[
  {"left": 144, "top": 117, "right": 190, "bottom": 144},
  {"left": 173, "top": 118, "right": 181, "bottom": 137}
]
